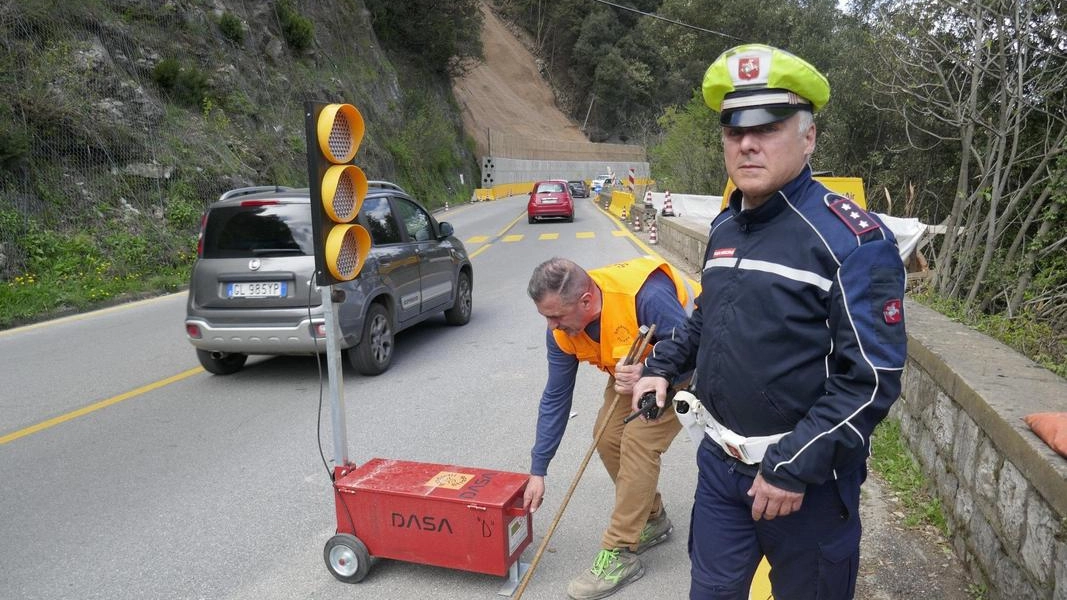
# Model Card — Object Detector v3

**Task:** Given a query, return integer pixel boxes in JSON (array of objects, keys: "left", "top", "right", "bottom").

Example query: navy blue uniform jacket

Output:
[{"left": 644, "top": 167, "right": 907, "bottom": 492}]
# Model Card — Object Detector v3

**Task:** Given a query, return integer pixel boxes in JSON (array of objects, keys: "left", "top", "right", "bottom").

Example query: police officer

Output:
[{"left": 632, "top": 44, "right": 907, "bottom": 599}]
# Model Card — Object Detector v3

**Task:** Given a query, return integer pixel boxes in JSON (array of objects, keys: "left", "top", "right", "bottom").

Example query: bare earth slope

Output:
[{"left": 452, "top": 3, "right": 587, "bottom": 154}]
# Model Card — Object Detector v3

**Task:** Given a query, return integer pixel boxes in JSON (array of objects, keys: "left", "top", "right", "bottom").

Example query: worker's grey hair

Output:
[
  {"left": 528, "top": 257, "right": 591, "bottom": 304},
  {"left": 796, "top": 110, "right": 814, "bottom": 134}
]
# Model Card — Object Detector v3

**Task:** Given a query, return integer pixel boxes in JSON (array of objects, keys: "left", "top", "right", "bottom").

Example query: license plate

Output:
[
  {"left": 227, "top": 281, "right": 287, "bottom": 298},
  {"left": 540, "top": 198, "right": 558, "bottom": 204}
]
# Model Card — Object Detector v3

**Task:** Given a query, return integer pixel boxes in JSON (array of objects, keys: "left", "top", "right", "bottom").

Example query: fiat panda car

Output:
[{"left": 184, "top": 182, "right": 473, "bottom": 375}]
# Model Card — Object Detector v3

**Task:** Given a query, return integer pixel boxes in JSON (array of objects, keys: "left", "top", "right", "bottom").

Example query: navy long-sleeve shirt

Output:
[{"left": 530, "top": 270, "right": 690, "bottom": 476}]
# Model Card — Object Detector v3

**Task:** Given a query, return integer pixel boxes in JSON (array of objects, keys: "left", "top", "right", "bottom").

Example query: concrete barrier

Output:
[{"left": 655, "top": 216, "right": 1067, "bottom": 599}]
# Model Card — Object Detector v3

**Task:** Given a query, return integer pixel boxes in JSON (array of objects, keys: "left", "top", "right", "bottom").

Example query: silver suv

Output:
[{"left": 184, "top": 182, "right": 473, "bottom": 375}]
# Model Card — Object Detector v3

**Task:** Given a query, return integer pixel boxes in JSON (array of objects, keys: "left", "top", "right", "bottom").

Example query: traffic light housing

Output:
[{"left": 305, "top": 101, "right": 372, "bottom": 286}]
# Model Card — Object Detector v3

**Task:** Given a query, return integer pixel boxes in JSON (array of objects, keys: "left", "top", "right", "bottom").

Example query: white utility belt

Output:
[{"left": 674, "top": 391, "right": 789, "bottom": 465}]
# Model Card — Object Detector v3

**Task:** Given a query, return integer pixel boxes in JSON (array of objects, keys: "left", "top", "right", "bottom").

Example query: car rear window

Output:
[
  {"left": 537, "top": 182, "right": 565, "bottom": 193},
  {"left": 201, "top": 203, "right": 313, "bottom": 258}
]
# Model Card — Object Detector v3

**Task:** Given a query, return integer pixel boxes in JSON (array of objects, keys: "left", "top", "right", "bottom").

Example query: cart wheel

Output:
[{"left": 324, "top": 534, "right": 371, "bottom": 583}]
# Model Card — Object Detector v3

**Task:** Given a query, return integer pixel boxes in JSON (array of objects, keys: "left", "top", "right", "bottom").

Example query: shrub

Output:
[
  {"left": 275, "top": 0, "right": 313, "bottom": 52},
  {"left": 219, "top": 12, "right": 244, "bottom": 45},
  {"left": 153, "top": 59, "right": 211, "bottom": 107},
  {"left": 152, "top": 58, "right": 181, "bottom": 89}
]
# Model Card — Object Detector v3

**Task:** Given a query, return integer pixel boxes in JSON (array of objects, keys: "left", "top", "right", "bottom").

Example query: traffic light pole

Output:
[{"left": 321, "top": 285, "right": 349, "bottom": 467}]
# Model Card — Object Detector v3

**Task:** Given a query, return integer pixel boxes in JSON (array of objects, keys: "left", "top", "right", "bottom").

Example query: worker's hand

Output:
[
  {"left": 523, "top": 475, "right": 546, "bottom": 514},
  {"left": 613, "top": 361, "right": 643, "bottom": 395},
  {"left": 747, "top": 473, "right": 804, "bottom": 520},
  {"left": 630, "top": 376, "right": 669, "bottom": 415}
]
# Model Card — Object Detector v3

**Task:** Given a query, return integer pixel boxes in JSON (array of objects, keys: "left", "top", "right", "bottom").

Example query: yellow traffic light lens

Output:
[
  {"left": 322, "top": 164, "right": 367, "bottom": 222},
  {"left": 325, "top": 224, "right": 371, "bottom": 281},
  {"left": 317, "top": 103, "right": 365, "bottom": 163}
]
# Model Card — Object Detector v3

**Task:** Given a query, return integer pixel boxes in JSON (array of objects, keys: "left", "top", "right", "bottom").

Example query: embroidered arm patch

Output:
[{"left": 828, "top": 196, "right": 880, "bottom": 235}]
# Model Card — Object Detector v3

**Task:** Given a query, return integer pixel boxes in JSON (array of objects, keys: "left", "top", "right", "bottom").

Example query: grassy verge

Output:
[{"left": 869, "top": 417, "right": 948, "bottom": 535}]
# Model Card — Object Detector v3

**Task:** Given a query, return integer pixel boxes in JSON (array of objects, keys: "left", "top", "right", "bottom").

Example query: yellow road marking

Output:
[
  {"left": 538, "top": 233, "right": 559, "bottom": 240},
  {"left": 0, "top": 367, "right": 205, "bottom": 445},
  {"left": 576, "top": 232, "right": 595, "bottom": 239},
  {"left": 466, "top": 235, "right": 489, "bottom": 243},
  {"left": 502, "top": 234, "right": 524, "bottom": 242},
  {"left": 612, "top": 230, "right": 629, "bottom": 237}
]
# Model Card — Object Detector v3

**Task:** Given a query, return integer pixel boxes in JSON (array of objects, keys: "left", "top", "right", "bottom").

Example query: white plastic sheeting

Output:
[{"left": 645, "top": 192, "right": 929, "bottom": 262}]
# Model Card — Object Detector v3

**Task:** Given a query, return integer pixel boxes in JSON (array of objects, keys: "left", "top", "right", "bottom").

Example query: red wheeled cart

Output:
[{"left": 324, "top": 458, "right": 532, "bottom": 587}]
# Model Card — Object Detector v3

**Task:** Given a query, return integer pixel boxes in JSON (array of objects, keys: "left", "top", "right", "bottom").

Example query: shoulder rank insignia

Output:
[{"left": 828, "top": 195, "right": 880, "bottom": 235}]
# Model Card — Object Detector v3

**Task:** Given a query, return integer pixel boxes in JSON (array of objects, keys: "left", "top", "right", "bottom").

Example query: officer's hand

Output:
[
  {"left": 523, "top": 475, "right": 546, "bottom": 514},
  {"left": 747, "top": 473, "right": 804, "bottom": 520},
  {"left": 613, "top": 361, "right": 642, "bottom": 395},
  {"left": 630, "top": 376, "right": 669, "bottom": 415}
]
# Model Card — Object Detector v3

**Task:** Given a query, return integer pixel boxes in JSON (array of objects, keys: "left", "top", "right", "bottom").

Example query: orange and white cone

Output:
[
  {"left": 621, "top": 206, "right": 628, "bottom": 221},
  {"left": 649, "top": 221, "right": 658, "bottom": 244},
  {"left": 661, "top": 190, "right": 675, "bottom": 216},
  {"left": 632, "top": 210, "right": 642, "bottom": 232}
]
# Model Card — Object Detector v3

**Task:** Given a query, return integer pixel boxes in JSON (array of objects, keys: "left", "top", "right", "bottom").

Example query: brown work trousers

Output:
[{"left": 596, "top": 376, "right": 682, "bottom": 551}]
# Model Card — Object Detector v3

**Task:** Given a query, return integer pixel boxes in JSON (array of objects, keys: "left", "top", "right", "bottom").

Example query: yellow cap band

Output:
[{"left": 702, "top": 44, "right": 830, "bottom": 114}]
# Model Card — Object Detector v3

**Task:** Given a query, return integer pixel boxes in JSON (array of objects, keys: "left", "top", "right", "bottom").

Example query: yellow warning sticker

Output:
[{"left": 426, "top": 471, "right": 474, "bottom": 489}]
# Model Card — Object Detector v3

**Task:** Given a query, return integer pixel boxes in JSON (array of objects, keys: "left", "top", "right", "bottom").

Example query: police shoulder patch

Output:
[{"left": 827, "top": 194, "right": 880, "bottom": 235}]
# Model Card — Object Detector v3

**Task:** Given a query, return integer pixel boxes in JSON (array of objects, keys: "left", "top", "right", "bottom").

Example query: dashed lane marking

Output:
[
  {"left": 538, "top": 233, "right": 559, "bottom": 240},
  {"left": 466, "top": 235, "right": 489, "bottom": 244},
  {"left": 576, "top": 232, "right": 595, "bottom": 239}
]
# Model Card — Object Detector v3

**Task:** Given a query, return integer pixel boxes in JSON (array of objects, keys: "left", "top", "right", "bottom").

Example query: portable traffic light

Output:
[{"left": 305, "top": 101, "right": 372, "bottom": 286}]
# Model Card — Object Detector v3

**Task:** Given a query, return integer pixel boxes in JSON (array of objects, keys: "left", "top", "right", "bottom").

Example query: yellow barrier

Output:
[
  {"left": 608, "top": 190, "right": 635, "bottom": 219},
  {"left": 722, "top": 176, "right": 867, "bottom": 209}
]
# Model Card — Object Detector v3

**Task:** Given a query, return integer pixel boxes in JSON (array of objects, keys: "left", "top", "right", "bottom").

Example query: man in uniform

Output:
[
  {"left": 632, "top": 44, "right": 907, "bottom": 599},
  {"left": 524, "top": 256, "right": 695, "bottom": 599}
]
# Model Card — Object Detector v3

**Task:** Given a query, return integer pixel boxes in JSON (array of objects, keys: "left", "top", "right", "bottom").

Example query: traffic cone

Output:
[
  {"left": 621, "top": 206, "right": 628, "bottom": 221},
  {"left": 445, "top": 200, "right": 450, "bottom": 211},
  {"left": 632, "top": 209, "right": 642, "bottom": 232},
  {"left": 661, "top": 190, "right": 675, "bottom": 217},
  {"left": 649, "top": 220, "right": 658, "bottom": 244},
  {"left": 643, "top": 190, "right": 653, "bottom": 208}
]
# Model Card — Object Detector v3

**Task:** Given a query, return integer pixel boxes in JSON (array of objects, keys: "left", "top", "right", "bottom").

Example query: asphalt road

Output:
[{"left": 0, "top": 194, "right": 704, "bottom": 599}]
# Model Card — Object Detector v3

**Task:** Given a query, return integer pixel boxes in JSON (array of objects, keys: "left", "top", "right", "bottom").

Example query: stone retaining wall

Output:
[{"left": 656, "top": 216, "right": 1067, "bottom": 600}]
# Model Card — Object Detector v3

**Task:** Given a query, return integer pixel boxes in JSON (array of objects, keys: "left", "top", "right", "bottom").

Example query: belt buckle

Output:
[{"left": 723, "top": 441, "right": 748, "bottom": 463}]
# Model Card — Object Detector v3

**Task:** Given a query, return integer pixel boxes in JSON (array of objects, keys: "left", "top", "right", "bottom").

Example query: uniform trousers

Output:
[
  {"left": 689, "top": 437, "right": 862, "bottom": 600},
  {"left": 594, "top": 376, "right": 681, "bottom": 551}
]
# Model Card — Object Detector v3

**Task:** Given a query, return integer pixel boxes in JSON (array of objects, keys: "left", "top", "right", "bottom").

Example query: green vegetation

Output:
[
  {"left": 870, "top": 418, "right": 948, "bottom": 534},
  {"left": 218, "top": 12, "right": 244, "bottom": 45},
  {"left": 275, "top": 0, "right": 313, "bottom": 52},
  {"left": 152, "top": 59, "right": 212, "bottom": 107},
  {"left": 912, "top": 290, "right": 1067, "bottom": 378},
  {"left": 365, "top": 0, "right": 484, "bottom": 76},
  {"left": 0, "top": 2, "right": 483, "bottom": 329}
]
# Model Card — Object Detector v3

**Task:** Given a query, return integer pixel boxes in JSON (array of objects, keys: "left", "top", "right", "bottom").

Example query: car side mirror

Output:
[{"left": 438, "top": 221, "right": 454, "bottom": 238}]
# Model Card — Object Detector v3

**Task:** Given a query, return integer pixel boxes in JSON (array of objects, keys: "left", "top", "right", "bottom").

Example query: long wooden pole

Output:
[{"left": 512, "top": 324, "right": 656, "bottom": 599}]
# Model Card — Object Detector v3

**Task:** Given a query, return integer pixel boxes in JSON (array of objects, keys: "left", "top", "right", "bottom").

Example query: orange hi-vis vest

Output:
[{"left": 553, "top": 257, "right": 695, "bottom": 377}]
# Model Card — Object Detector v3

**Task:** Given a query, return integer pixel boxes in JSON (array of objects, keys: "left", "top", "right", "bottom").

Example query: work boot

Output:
[
  {"left": 635, "top": 508, "right": 673, "bottom": 554},
  {"left": 566, "top": 548, "right": 644, "bottom": 600}
]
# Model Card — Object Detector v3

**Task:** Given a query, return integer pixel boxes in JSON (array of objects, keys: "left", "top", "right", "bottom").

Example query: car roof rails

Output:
[
  {"left": 218, "top": 185, "right": 295, "bottom": 202},
  {"left": 367, "top": 180, "right": 407, "bottom": 194}
]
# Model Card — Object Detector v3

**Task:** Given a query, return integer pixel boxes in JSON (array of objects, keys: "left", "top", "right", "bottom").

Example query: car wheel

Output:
[
  {"left": 324, "top": 534, "right": 371, "bottom": 583},
  {"left": 444, "top": 271, "right": 472, "bottom": 326},
  {"left": 566, "top": 213, "right": 574, "bottom": 223},
  {"left": 196, "top": 349, "right": 247, "bottom": 375},
  {"left": 348, "top": 303, "right": 393, "bottom": 375},
  {"left": 528, "top": 214, "right": 535, "bottom": 224}
]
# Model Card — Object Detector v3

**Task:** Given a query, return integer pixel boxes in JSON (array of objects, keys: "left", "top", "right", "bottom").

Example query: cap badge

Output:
[{"left": 738, "top": 57, "right": 760, "bottom": 81}]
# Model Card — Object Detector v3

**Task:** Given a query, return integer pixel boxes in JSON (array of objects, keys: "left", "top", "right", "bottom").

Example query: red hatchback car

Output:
[{"left": 527, "top": 179, "right": 575, "bottom": 223}]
